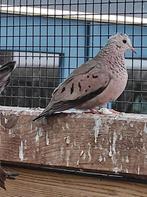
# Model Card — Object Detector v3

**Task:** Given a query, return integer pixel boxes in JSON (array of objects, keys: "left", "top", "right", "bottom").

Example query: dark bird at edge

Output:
[
  {"left": 0, "top": 168, "right": 19, "bottom": 190},
  {"left": 0, "top": 61, "right": 16, "bottom": 94},
  {"left": 0, "top": 61, "right": 18, "bottom": 189}
]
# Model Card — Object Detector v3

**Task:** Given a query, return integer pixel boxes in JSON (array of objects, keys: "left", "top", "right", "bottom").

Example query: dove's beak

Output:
[
  {"left": 128, "top": 42, "right": 136, "bottom": 53},
  {"left": 131, "top": 47, "right": 136, "bottom": 53}
]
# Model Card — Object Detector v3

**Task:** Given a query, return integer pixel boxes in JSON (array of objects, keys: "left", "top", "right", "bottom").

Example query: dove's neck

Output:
[{"left": 95, "top": 44, "right": 126, "bottom": 69}]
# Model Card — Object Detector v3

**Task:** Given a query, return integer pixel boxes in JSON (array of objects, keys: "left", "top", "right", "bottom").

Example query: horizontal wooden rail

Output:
[{"left": 0, "top": 106, "right": 147, "bottom": 177}]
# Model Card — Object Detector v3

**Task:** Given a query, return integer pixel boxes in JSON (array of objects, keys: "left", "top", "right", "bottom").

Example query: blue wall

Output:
[
  {"left": 89, "top": 23, "right": 147, "bottom": 58},
  {"left": 0, "top": 13, "right": 146, "bottom": 79}
]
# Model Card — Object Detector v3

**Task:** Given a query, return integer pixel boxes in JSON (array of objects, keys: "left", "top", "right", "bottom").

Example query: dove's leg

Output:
[
  {"left": 83, "top": 108, "right": 114, "bottom": 115},
  {"left": 83, "top": 108, "right": 100, "bottom": 114}
]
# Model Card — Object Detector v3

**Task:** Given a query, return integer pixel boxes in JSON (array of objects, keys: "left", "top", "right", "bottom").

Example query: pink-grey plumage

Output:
[{"left": 33, "top": 33, "right": 135, "bottom": 121}]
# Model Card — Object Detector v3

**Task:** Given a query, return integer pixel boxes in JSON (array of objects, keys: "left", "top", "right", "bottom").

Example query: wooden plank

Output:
[
  {"left": 1, "top": 106, "right": 147, "bottom": 176},
  {"left": 0, "top": 167, "right": 147, "bottom": 197}
]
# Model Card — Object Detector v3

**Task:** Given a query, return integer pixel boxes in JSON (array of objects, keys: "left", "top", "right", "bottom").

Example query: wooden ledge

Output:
[{"left": 0, "top": 106, "right": 147, "bottom": 177}]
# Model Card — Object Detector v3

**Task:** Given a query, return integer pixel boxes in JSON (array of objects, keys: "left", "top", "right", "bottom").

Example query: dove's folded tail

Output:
[{"left": 33, "top": 111, "right": 53, "bottom": 121}]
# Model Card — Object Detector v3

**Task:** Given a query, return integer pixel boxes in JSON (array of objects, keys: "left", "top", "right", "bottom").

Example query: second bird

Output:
[
  {"left": 0, "top": 60, "right": 17, "bottom": 189},
  {"left": 33, "top": 33, "right": 135, "bottom": 121},
  {"left": 0, "top": 61, "right": 16, "bottom": 94}
]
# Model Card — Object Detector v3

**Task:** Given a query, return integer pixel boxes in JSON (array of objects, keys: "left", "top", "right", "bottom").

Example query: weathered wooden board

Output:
[
  {"left": 0, "top": 167, "right": 147, "bottom": 197},
  {"left": 0, "top": 106, "right": 147, "bottom": 176}
]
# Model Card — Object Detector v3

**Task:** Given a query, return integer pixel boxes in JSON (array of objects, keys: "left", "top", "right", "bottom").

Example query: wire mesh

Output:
[{"left": 0, "top": 0, "right": 146, "bottom": 113}]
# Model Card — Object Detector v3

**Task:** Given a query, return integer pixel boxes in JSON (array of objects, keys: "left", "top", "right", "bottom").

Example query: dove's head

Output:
[{"left": 107, "top": 33, "right": 136, "bottom": 53}]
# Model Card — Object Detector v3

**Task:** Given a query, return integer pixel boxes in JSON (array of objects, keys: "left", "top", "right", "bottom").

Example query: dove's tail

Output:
[
  {"left": 33, "top": 110, "right": 54, "bottom": 121},
  {"left": 0, "top": 61, "right": 16, "bottom": 94},
  {"left": 33, "top": 101, "right": 70, "bottom": 121}
]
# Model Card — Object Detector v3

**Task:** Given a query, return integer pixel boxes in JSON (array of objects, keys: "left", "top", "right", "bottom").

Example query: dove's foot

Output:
[
  {"left": 98, "top": 108, "right": 121, "bottom": 115},
  {"left": 98, "top": 108, "right": 113, "bottom": 115},
  {"left": 83, "top": 108, "right": 100, "bottom": 114},
  {"left": 83, "top": 108, "right": 120, "bottom": 115}
]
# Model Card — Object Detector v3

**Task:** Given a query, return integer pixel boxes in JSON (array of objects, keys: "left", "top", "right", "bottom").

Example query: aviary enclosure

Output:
[{"left": 0, "top": 1, "right": 147, "bottom": 196}]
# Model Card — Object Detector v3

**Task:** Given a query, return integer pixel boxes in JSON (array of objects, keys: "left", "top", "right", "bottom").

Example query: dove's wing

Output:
[{"left": 33, "top": 62, "right": 111, "bottom": 120}]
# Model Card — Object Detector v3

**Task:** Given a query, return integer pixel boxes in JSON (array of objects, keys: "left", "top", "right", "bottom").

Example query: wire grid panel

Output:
[{"left": 0, "top": 0, "right": 146, "bottom": 113}]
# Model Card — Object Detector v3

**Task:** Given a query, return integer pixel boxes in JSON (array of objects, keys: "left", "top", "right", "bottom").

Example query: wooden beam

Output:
[
  {"left": 0, "top": 166, "right": 147, "bottom": 197},
  {"left": 0, "top": 106, "right": 147, "bottom": 177}
]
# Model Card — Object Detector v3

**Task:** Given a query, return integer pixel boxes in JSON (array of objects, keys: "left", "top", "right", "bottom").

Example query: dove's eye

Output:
[{"left": 123, "top": 39, "right": 127, "bottom": 44}]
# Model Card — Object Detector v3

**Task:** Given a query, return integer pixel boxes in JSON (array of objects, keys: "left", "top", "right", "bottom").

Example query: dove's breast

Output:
[{"left": 77, "top": 67, "right": 128, "bottom": 109}]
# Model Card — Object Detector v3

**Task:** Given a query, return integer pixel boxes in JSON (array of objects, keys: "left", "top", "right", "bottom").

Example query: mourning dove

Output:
[
  {"left": 0, "top": 167, "right": 19, "bottom": 190},
  {"left": 33, "top": 33, "right": 135, "bottom": 121},
  {"left": 0, "top": 61, "right": 16, "bottom": 94}
]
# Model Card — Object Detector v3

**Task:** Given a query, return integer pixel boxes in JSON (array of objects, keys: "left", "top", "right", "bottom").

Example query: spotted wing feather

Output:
[{"left": 33, "top": 65, "right": 110, "bottom": 120}]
